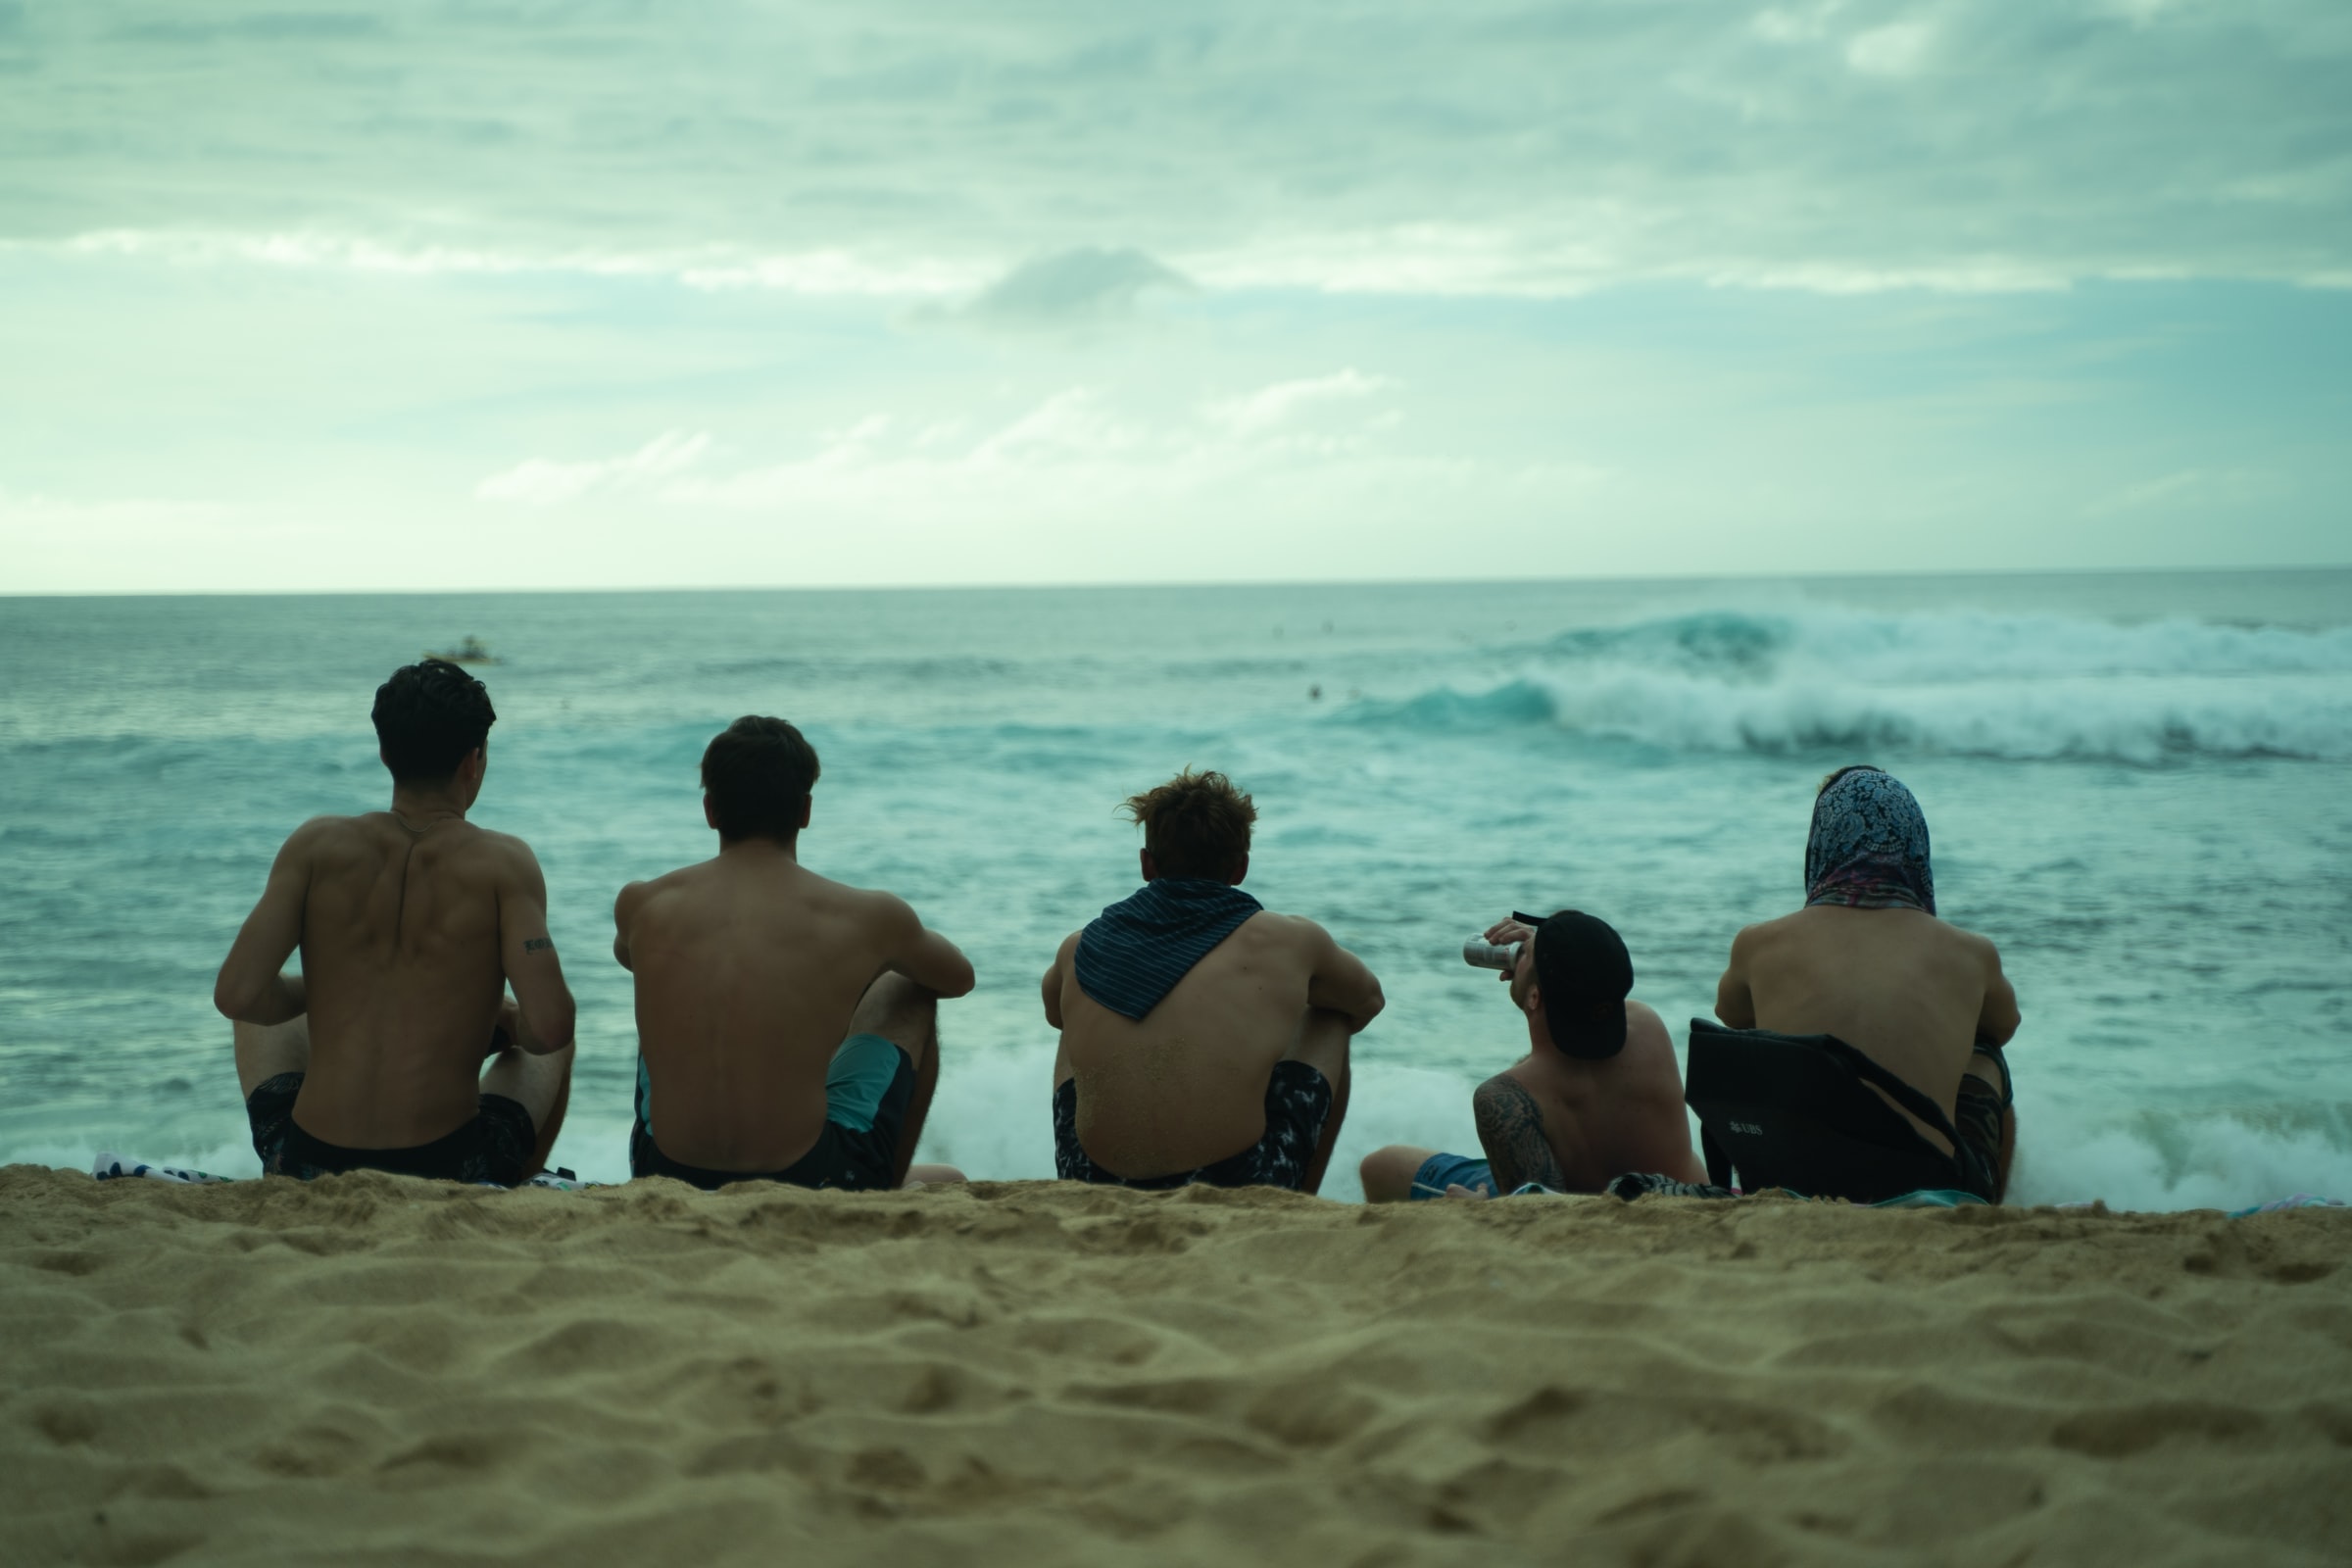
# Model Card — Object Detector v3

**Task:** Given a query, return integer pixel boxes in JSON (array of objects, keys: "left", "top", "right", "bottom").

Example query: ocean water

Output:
[{"left": 2, "top": 572, "right": 2347, "bottom": 1208}]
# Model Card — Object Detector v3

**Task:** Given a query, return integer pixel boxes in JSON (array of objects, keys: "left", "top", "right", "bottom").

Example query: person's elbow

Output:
[
  {"left": 213, "top": 968, "right": 260, "bottom": 1022},
  {"left": 524, "top": 998, "right": 577, "bottom": 1054},
  {"left": 933, "top": 954, "right": 978, "bottom": 1001}
]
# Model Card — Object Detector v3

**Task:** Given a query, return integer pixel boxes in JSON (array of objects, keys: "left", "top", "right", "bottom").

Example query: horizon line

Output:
[{"left": 8, "top": 561, "right": 2351, "bottom": 601}]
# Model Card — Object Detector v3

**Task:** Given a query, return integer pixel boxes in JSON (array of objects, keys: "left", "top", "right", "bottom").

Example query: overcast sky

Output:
[{"left": 3, "top": 0, "right": 2347, "bottom": 591}]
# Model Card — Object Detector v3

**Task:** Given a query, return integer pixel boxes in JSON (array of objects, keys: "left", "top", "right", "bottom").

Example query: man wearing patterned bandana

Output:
[{"left": 1712, "top": 765, "right": 2022, "bottom": 1199}]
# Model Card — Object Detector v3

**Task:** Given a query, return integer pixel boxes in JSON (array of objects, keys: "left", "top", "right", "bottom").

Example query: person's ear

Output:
[
  {"left": 1228, "top": 852, "right": 1250, "bottom": 886},
  {"left": 1140, "top": 848, "right": 1158, "bottom": 882},
  {"left": 704, "top": 795, "right": 720, "bottom": 833},
  {"left": 1522, "top": 980, "right": 1543, "bottom": 1017},
  {"left": 799, "top": 794, "right": 812, "bottom": 830}
]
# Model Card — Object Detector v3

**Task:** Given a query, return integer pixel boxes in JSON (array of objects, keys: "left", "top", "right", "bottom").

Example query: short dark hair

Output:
[
  {"left": 702, "top": 716, "right": 820, "bottom": 842},
  {"left": 1123, "top": 769, "right": 1256, "bottom": 880},
  {"left": 372, "top": 660, "right": 496, "bottom": 784}
]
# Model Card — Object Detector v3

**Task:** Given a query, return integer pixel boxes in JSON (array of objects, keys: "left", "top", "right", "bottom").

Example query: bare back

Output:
[
  {"left": 1718, "top": 905, "right": 2019, "bottom": 1152},
  {"left": 1478, "top": 1002, "right": 1704, "bottom": 1192},
  {"left": 271, "top": 813, "right": 544, "bottom": 1147},
  {"left": 1047, "top": 911, "right": 1378, "bottom": 1177},
  {"left": 618, "top": 850, "right": 964, "bottom": 1170}
]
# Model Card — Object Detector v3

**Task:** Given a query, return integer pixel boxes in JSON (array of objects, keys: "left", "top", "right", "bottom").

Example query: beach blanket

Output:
[
  {"left": 1072, "top": 877, "right": 1262, "bottom": 1020},
  {"left": 90, "top": 1151, "right": 586, "bottom": 1190}
]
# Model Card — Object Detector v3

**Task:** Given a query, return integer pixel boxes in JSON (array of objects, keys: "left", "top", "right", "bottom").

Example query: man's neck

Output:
[
  {"left": 387, "top": 785, "right": 468, "bottom": 830},
  {"left": 717, "top": 833, "right": 799, "bottom": 862}
]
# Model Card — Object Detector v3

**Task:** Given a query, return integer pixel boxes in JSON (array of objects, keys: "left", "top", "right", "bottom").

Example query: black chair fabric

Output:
[{"left": 1684, "top": 1019, "right": 1964, "bottom": 1203}]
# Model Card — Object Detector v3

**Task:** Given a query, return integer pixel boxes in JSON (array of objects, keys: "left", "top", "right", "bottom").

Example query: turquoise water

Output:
[{"left": 3, "top": 572, "right": 2348, "bottom": 1205}]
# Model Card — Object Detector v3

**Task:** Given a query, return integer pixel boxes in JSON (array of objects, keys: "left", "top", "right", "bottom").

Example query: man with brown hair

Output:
[
  {"left": 216, "top": 659, "right": 576, "bottom": 1186},
  {"left": 1040, "top": 768, "right": 1384, "bottom": 1193},
  {"left": 615, "top": 715, "right": 973, "bottom": 1191}
]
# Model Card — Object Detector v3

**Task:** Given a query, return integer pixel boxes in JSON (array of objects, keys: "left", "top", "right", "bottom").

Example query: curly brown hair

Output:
[{"left": 1123, "top": 768, "right": 1256, "bottom": 880}]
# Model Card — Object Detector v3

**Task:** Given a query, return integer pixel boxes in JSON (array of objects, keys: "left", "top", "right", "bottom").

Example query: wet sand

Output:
[{"left": 4, "top": 1165, "right": 2348, "bottom": 1566}]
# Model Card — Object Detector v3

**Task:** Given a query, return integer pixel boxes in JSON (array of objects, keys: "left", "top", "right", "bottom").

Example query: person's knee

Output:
[
  {"left": 1359, "top": 1144, "right": 1431, "bottom": 1203},
  {"left": 854, "top": 972, "right": 938, "bottom": 1049},
  {"left": 1289, "top": 1007, "right": 1351, "bottom": 1080}
]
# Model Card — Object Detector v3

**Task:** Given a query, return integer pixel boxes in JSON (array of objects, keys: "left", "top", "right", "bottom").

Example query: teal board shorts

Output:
[
  {"left": 630, "top": 1033, "right": 915, "bottom": 1191},
  {"left": 1410, "top": 1151, "right": 1496, "bottom": 1199}
]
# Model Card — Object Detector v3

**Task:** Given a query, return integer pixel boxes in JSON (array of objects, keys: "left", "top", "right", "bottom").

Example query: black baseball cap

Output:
[{"left": 1512, "top": 909, "right": 1632, "bottom": 1060}]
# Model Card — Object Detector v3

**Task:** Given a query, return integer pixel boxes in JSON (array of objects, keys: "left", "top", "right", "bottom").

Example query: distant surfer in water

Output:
[
  {"left": 1040, "top": 769, "right": 1384, "bottom": 1193},
  {"left": 215, "top": 660, "right": 576, "bottom": 1185},
  {"left": 614, "top": 716, "right": 972, "bottom": 1191},
  {"left": 1702, "top": 765, "right": 2021, "bottom": 1200}
]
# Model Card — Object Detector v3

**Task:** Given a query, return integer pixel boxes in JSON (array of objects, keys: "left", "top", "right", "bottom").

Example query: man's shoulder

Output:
[
  {"left": 803, "top": 871, "right": 914, "bottom": 922},
  {"left": 1735, "top": 907, "right": 1811, "bottom": 944},
  {"left": 462, "top": 822, "right": 539, "bottom": 861},
  {"left": 1935, "top": 918, "right": 2006, "bottom": 968},
  {"left": 1235, "top": 907, "right": 1324, "bottom": 945},
  {"left": 284, "top": 810, "right": 368, "bottom": 846},
  {"left": 279, "top": 811, "right": 393, "bottom": 865}
]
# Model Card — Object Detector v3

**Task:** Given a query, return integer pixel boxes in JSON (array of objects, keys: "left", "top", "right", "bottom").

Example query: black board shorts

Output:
[
  {"left": 630, "top": 1036, "right": 918, "bottom": 1192},
  {"left": 246, "top": 1071, "right": 537, "bottom": 1187},
  {"left": 1054, "top": 1059, "right": 1334, "bottom": 1192}
]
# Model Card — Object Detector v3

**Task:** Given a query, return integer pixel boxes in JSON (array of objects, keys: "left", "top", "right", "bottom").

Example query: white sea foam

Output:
[
  {"left": 1355, "top": 607, "right": 2352, "bottom": 761},
  {"left": 2013, "top": 1106, "right": 2352, "bottom": 1212}
]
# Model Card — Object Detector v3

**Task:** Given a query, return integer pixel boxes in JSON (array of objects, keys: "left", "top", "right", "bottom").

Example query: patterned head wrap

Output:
[{"left": 1804, "top": 766, "right": 1935, "bottom": 915}]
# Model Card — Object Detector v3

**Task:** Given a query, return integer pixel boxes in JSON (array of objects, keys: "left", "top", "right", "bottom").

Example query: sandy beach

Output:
[{"left": 4, "top": 1166, "right": 2347, "bottom": 1567}]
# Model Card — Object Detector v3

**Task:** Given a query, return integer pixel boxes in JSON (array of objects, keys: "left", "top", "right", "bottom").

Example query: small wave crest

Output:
[{"left": 1348, "top": 607, "right": 2352, "bottom": 763}]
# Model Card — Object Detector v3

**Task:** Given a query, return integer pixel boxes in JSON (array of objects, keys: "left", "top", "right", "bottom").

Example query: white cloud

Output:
[
  {"left": 31, "top": 229, "right": 980, "bottom": 297},
  {"left": 1203, "top": 369, "right": 1397, "bottom": 437},
  {"left": 1845, "top": 21, "right": 1935, "bottom": 76},
  {"left": 2083, "top": 468, "right": 2273, "bottom": 516},
  {"left": 571, "top": 379, "right": 1441, "bottom": 517},
  {"left": 475, "top": 431, "right": 710, "bottom": 508},
  {"left": 3, "top": 2, "right": 2345, "bottom": 295}
]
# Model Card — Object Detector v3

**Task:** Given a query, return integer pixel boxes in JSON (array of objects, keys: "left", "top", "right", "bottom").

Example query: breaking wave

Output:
[{"left": 1346, "top": 608, "right": 2352, "bottom": 762}]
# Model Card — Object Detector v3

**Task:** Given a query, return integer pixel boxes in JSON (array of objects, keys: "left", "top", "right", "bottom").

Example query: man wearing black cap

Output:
[{"left": 1360, "top": 910, "right": 1705, "bottom": 1200}]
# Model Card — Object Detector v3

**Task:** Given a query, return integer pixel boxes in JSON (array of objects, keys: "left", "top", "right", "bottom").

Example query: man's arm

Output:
[
  {"left": 1040, "top": 932, "right": 1077, "bottom": 1031},
  {"left": 1304, "top": 924, "right": 1385, "bottom": 1032},
  {"left": 214, "top": 824, "right": 318, "bottom": 1024},
  {"left": 1473, "top": 1075, "right": 1568, "bottom": 1194},
  {"left": 881, "top": 895, "right": 976, "bottom": 999},
  {"left": 497, "top": 843, "right": 576, "bottom": 1054},
  {"left": 1974, "top": 938, "right": 2020, "bottom": 1049},
  {"left": 612, "top": 880, "right": 648, "bottom": 973},
  {"left": 1713, "top": 926, "right": 1759, "bottom": 1030}
]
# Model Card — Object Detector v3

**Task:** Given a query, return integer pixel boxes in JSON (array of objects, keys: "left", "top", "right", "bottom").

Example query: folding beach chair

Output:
[{"left": 1683, "top": 1019, "right": 1975, "bottom": 1203}]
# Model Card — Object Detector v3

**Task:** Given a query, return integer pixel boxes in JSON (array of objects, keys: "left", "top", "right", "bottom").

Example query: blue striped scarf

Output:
[{"left": 1073, "top": 878, "right": 1263, "bottom": 1020}]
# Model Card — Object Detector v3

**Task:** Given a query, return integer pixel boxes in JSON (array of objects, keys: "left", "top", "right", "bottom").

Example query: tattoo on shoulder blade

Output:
[
  {"left": 523, "top": 937, "right": 555, "bottom": 955},
  {"left": 1474, "top": 1077, "right": 1568, "bottom": 1195}
]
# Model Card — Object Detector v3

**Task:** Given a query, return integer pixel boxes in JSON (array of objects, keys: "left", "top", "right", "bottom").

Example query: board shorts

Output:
[
  {"left": 1948, "top": 1044, "right": 2013, "bottom": 1202},
  {"left": 1054, "top": 1058, "right": 1334, "bottom": 1192},
  {"left": 245, "top": 1071, "right": 536, "bottom": 1187},
  {"left": 1407, "top": 1150, "right": 1497, "bottom": 1199},
  {"left": 630, "top": 1033, "right": 916, "bottom": 1192}
]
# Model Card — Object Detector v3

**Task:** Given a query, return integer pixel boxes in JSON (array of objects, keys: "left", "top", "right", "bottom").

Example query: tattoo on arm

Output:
[
  {"left": 523, "top": 937, "right": 555, "bottom": 955},
  {"left": 1474, "top": 1077, "right": 1568, "bottom": 1194}
]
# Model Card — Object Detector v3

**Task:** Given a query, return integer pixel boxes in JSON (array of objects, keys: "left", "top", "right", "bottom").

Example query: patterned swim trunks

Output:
[{"left": 1054, "top": 1059, "right": 1334, "bottom": 1191}]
